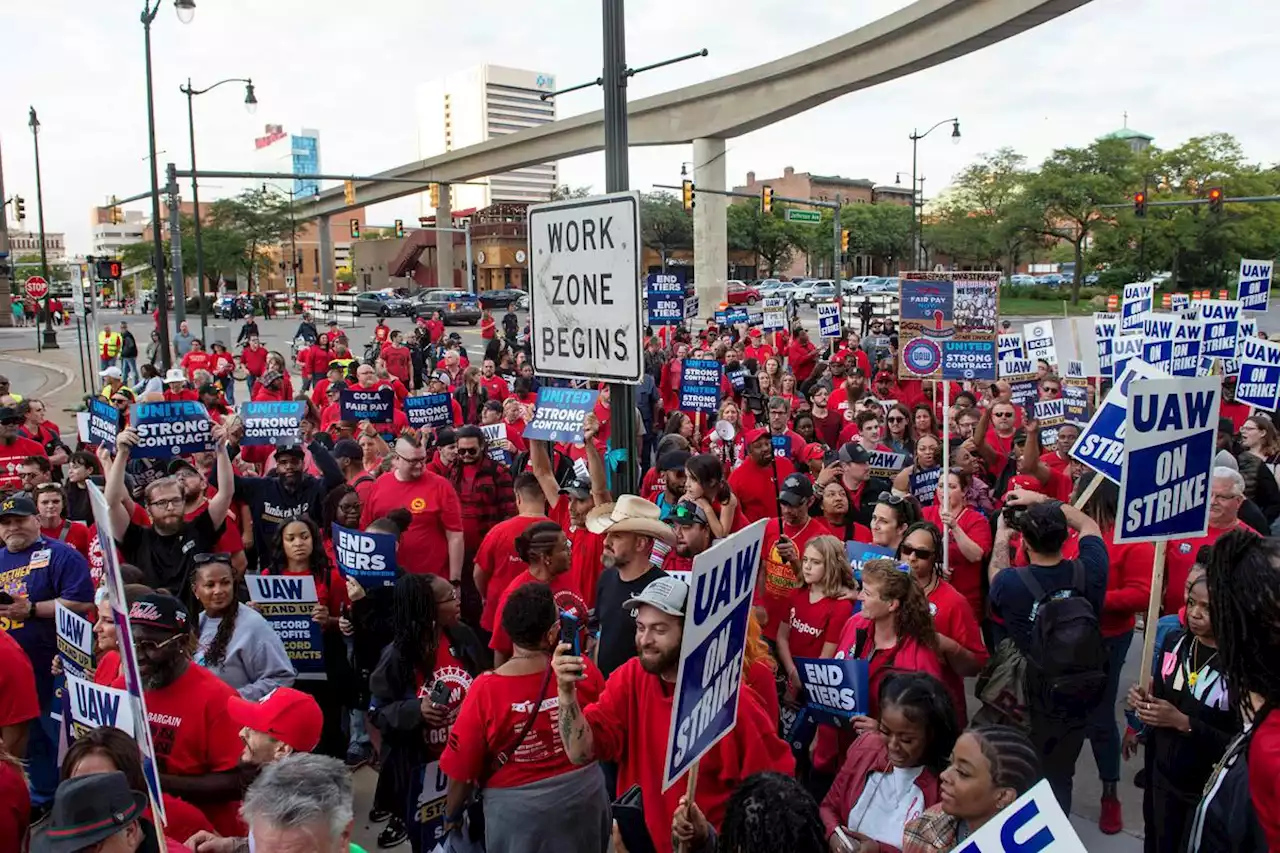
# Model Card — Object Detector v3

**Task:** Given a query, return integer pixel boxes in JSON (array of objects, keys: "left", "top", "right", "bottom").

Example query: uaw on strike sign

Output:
[{"left": 529, "top": 191, "right": 643, "bottom": 383}]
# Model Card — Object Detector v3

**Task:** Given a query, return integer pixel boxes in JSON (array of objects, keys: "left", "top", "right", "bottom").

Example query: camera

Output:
[{"left": 1002, "top": 505, "right": 1027, "bottom": 530}]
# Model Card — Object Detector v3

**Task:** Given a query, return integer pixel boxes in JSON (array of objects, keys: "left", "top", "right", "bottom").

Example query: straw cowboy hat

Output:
[{"left": 585, "top": 495, "right": 675, "bottom": 544}]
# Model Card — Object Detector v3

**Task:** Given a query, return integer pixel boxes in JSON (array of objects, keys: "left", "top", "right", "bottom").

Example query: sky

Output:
[{"left": 2, "top": 0, "right": 1277, "bottom": 255}]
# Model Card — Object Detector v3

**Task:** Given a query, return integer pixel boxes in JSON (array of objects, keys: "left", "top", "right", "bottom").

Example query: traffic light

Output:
[
  {"left": 349, "top": 219, "right": 360, "bottom": 239},
  {"left": 13, "top": 196, "right": 24, "bottom": 223},
  {"left": 761, "top": 185, "right": 773, "bottom": 214},
  {"left": 1133, "top": 191, "right": 1146, "bottom": 218},
  {"left": 94, "top": 259, "right": 122, "bottom": 281},
  {"left": 343, "top": 180, "right": 356, "bottom": 205},
  {"left": 394, "top": 219, "right": 404, "bottom": 238},
  {"left": 681, "top": 179, "right": 695, "bottom": 213},
  {"left": 841, "top": 229, "right": 850, "bottom": 252},
  {"left": 1208, "top": 187, "right": 1224, "bottom": 214},
  {"left": 429, "top": 183, "right": 440, "bottom": 209}
]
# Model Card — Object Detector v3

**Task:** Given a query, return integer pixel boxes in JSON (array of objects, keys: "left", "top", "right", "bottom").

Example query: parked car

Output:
[
  {"left": 757, "top": 279, "right": 786, "bottom": 295},
  {"left": 411, "top": 289, "right": 482, "bottom": 324},
  {"left": 863, "top": 276, "right": 899, "bottom": 293},
  {"left": 1084, "top": 273, "right": 1100, "bottom": 285},
  {"left": 478, "top": 288, "right": 527, "bottom": 310},
  {"left": 355, "top": 291, "right": 413, "bottom": 317},
  {"left": 726, "top": 280, "right": 762, "bottom": 305},
  {"left": 843, "top": 276, "right": 878, "bottom": 294},
  {"left": 1007, "top": 274, "right": 1036, "bottom": 287},
  {"left": 1035, "top": 274, "right": 1068, "bottom": 287},
  {"left": 806, "top": 280, "right": 837, "bottom": 306},
  {"left": 516, "top": 292, "right": 530, "bottom": 311}
]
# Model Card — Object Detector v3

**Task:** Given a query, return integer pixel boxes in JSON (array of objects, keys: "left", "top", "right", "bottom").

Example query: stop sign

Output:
[{"left": 24, "top": 276, "right": 48, "bottom": 300}]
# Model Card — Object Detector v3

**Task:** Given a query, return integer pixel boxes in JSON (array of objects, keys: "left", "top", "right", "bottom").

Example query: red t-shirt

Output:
[
  {"left": 374, "top": 324, "right": 391, "bottom": 343},
  {"left": 181, "top": 351, "right": 211, "bottom": 375},
  {"left": 114, "top": 663, "right": 244, "bottom": 836},
  {"left": 476, "top": 515, "right": 548, "bottom": 632},
  {"left": 922, "top": 505, "right": 992, "bottom": 622},
  {"left": 360, "top": 471, "right": 464, "bottom": 577},
  {"left": 785, "top": 589, "right": 853, "bottom": 659},
  {"left": 184, "top": 504, "right": 242, "bottom": 558},
  {"left": 0, "top": 436, "right": 47, "bottom": 491},
  {"left": 0, "top": 631, "right": 39, "bottom": 728},
  {"left": 94, "top": 649, "right": 122, "bottom": 686},
  {"left": 0, "top": 761, "right": 28, "bottom": 853},
  {"left": 416, "top": 640, "right": 475, "bottom": 759},
  {"left": 480, "top": 375, "right": 510, "bottom": 402},
  {"left": 305, "top": 346, "right": 334, "bottom": 379},
  {"left": 758, "top": 517, "right": 834, "bottom": 640},
  {"left": 239, "top": 346, "right": 269, "bottom": 377},
  {"left": 928, "top": 580, "right": 988, "bottom": 728},
  {"left": 381, "top": 345, "right": 413, "bottom": 386},
  {"left": 441, "top": 659, "right": 605, "bottom": 788},
  {"left": 1249, "top": 710, "right": 1280, "bottom": 851},
  {"left": 40, "top": 520, "right": 92, "bottom": 560},
  {"left": 550, "top": 499, "right": 606, "bottom": 610},
  {"left": 639, "top": 467, "right": 666, "bottom": 504},
  {"left": 728, "top": 459, "right": 786, "bottom": 524},
  {"left": 1164, "top": 520, "right": 1251, "bottom": 616},
  {"left": 488, "top": 569, "right": 589, "bottom": 658}
]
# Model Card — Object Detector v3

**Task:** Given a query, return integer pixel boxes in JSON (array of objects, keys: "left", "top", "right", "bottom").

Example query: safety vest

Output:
[{"left": 99, "top": 331, "right": 123, "bottom": 358}]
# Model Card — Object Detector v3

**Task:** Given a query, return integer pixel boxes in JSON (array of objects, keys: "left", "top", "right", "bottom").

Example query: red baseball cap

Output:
[
  {"left": 747, "top": 328, "right": 762, "bottom": 338},
  {"left": 874, "top": 370, "right": 895, "bottom": 383},
  {"left": 800, "top": 442, "right": 826, "bottom": 464},
  {"left": 1007, "top": 474, "right": 1045, "bottom": 494},
  {"left": 744, "top": 427, "right": 771, "bottom": 445},
  {"left": 227, "top": 687, "right": 324, "bottom": 753}
]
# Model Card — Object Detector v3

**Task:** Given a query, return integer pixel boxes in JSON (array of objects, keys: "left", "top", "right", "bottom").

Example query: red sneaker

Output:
[{"left": 1099, "top": 794, "right": 1123, "bottom": 835}]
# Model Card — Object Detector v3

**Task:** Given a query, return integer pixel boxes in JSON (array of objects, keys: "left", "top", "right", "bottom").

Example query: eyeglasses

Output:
[
  {"left": 134, "top": 634, "right": 185, "bottom": 654},
  {"left": 435, "top": 589, "right": 460, "bottom": 604},
  {"left": 1042, "top": 386, "right": 1060, "bottom": 394},
  {"left": 147, "top": 496, "right": 183, "bottom": 509},
  {"left": 193, "top": 552, "right": 232, "bottom": 565},
  {"left": 19, "top": 471, "right": 41, "bottom": 481},
  {"left": 877, "top": 491, "right": 906, "bottom": 505},
  {"left": 395, "top": 452, "right": 428, "bottom": 466},
  {"left": 992, "top": 412, "right": 1014, "bottom": 419},
  {"left": 900, "top": 545, "right": 934, "bottom": 560}
]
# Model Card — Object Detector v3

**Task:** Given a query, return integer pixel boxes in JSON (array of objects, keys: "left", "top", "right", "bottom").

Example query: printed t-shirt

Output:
[
  {"left": 639, "top": 467, "right": 666, "bottom": 503},
  {"left": 785, "top": 589, "right": 853, "bottom": 659},
  {"left": 583, "top": 656, "right": 795, "bottom": 853},
  {"left": 921, "top": 505, "right": 992, "bottom": 622},
  {"left": 39, "top": 520, "right": 91, "bottom": 560},
  {"left": 549, "top": 499, "right": 606, "bottom": 611},
  {"left": 489, "top": 569, "right": 589, "bottom": 658},
  {"left": 441, "top": 658, "right": 605, "bottom": 788},
  {"left": 982, "top": 427, "right": 1016, "bottom": 477},
  {"left": 0, "top": 629, "right": 39, "bottom": 727},
  {"left": 0, "top": 436, "right": 47, "bottom": 491},
  {"left": 416, "top": 640, "right": 474, "bottom": 758},
  {"left": 758, "top": 517, "right": 833, "bottom": 640},
  {"left": 1164, "top": 521, "right": 1250, "bottom": 616},
  {"left": 475, "top": 515, "right": 547, "bottom": 633},
  {"left": 927, "top": 579, "right": 988, "bottom": 727},
  {"left": 87, "top": 504, "right": 151, "bottom": 587},
  {"left": 181, "top": 350, "right": 211, "bottom": 375},
  {"left": 119, "top": 510, "right": 223, "bottom": 595},
  {"left": 0, "top": 537, "right": 94, "bottom": 683},
  {"left": 360, "top": 471, "right": 463, "bottom": 577}
]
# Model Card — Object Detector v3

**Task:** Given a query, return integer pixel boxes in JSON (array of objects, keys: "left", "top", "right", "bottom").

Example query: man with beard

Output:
[
  {"left": 728, "top": 428, "right": 798, "bottom": 524},
  {"left": 167, "top": 458, "right": 247, "bottom": 580},
  {"left": 105, "top": 426, "right": 234, "bottom": 597},
  {"left": 477, "top": 357, "right": 509, "bottom": 402},
  {"left": 660, "top": 499, "right": 711, "bottom": 583},
  {"left": 440, "top": 425, "right": 515, "bottom": 626},
  {"left": 554, "top": 577, "right": 794, "bottom": 853},
  {"left": 0, "top": 406, "right": 48, "bottom": 493},
  {"left": 115, "top": 594, "right": 246, "bottom": 836},
  {"left": 652, "top": 449, "right": 689, "bottom": 521},
  {"left": 827, "top": 366, "right": 869, "bottom": 418}
]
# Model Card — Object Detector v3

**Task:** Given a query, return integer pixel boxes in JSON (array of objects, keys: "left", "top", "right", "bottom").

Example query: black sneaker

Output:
[
  {"left": 368, "top": 808, "right": 391, "bottom": 823},
  {"left": 378, "top": 817, "right": 408, "bottom": 848},
  {"left": 346, "top": 743, "right": 374, "bottom": 769}
]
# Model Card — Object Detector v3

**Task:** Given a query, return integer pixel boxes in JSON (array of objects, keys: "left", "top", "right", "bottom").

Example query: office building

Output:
[{"left": 253, "top": 124, "right": 321, "bottom": 198}]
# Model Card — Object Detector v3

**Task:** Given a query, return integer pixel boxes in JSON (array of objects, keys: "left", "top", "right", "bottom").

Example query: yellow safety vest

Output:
[{"left": 98, "top": 331, "right": 123, "bottom": 358}]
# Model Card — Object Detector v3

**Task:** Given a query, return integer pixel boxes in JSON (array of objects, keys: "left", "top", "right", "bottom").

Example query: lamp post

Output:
[
  {"left": 909, "top": 118, "right": 960, "bottom": 269},
  {"left": 27, "top": 107, "right": 56, "bottom": 349},
  {"left": 180, "top": 76, "right": 256, "bottom": 338},
  {"left": 142, "top": 0, "right": 196, "bottom": 370},
  {"left": 260, "top": 183, "right": 298, "bottom": 315}
]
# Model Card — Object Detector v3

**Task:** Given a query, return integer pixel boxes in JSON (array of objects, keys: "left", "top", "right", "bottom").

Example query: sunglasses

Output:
[
  {"left": 135, "top": 633, "right": 186, "bottom": 654},
  {"left": 900, "top": 545, "right": 934, "bottom": 560},
  {"left": 456, "top": 446, "right": 482, "bottom": 456},
  {"left": 877, "top": 491, "right": 906, "bottom": 505},
  {"left": 887, "top": 417, "right": 906, "bottom": 423},
  {"left": 395, "top": 452, "right": 428, "bottom": 465},
  {"left": 194, "top": 552, "right": 232, "bottom": 565},
  {"left": 992, "top": 412, "right": 1014, "bottom": 419}
]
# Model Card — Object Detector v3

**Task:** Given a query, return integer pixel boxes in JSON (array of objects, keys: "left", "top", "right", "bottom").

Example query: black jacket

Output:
[
  {"left": 120, "top": 331, "right": 139, "bottom": 358},
  {"left": 229, "top": 439, "right": 344, "bottom": 566}
]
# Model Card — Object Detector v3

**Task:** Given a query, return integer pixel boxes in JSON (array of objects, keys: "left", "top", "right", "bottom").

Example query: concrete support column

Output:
[
  {"left": 692, "top": 138, "right": 727, "bottom": 319},
  {"left": 319, "top": 215, "right": 334, "bottom": 300},
  {"left": 436, "top": 183, "right": 454, "bottom": 289}
]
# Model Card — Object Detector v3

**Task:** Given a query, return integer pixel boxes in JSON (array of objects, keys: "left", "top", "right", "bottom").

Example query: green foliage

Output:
[
  {"left": 640, "top": 192, "right": 693, "bottom": 267},
  {"left": 726, "top": 203, "right": 803, "bottom": 276}
]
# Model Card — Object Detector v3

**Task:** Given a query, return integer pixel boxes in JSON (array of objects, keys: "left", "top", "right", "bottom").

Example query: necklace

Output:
[{"left": 1187, "top": 638, "right": 1218, "bottom": 688}]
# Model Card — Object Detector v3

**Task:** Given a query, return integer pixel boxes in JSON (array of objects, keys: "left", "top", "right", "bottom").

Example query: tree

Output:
[
  {"left": 726, "top": 203, "right": 800, "bottom": 276},
  {"left": 550, "top": 185, "right": 593, "bottom": 201},
  {"left": 207, "top": 188, "right": 297, "bottom": 291},
  {"left": 639, "top": 192, "right": 692, "bottom": 270}
]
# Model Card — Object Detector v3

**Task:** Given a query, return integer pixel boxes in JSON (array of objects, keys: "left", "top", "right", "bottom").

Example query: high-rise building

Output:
[
  {"left": 253, "top": 124, "right": 321, "bottom": 198},
  {"left": 417, "top": 65, "right": 559, "bottom": 212}
]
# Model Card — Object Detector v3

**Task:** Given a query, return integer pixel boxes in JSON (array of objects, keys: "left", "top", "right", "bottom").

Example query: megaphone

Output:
[{"left": 714, "top": 420, "right": 735, "bottom": 441}]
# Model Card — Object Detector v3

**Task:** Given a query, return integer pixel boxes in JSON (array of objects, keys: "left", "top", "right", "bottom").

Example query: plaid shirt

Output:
[
  {"left": 901, "top": 805, "right": 964, "bottom": 853},
  {"left": 443, "top": 458, "right": 516, "bottom": 553}
]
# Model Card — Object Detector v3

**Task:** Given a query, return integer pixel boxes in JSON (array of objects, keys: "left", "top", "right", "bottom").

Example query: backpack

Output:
[{"left": 1016, "top": 561, "right": 1108, "bottom": 715}]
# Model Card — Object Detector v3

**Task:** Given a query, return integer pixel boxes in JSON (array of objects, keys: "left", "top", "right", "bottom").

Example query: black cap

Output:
[
  {"left": 332, "top": 439, "right": 363, "bottom": 461},
  {"left": 0, "top": 406, "right": 18, "bottom": 423},
  {"left": 657, "top": 449, "right": 691, "bottom": 472},
  {"left": 275, "top": 444, "right": 306, "bottom": 459},
  {"left": 559, "top": 476, "right": 592, "bottom": 500},
  {"left": 166, "top": 457, "right": 198, "bottom": 476},
  {"left": 838, "top": 443, "right": 871, "bottom": 464},
  {"left": 673, "top": 499, "right": 709, "bottom": 526},
  {"left": 779, "top": 473, "right": 814, "bottom": 506},
  {"left": 30, "top": 771, "right": 148, "bottom": 853},
  {"left": 127, "top": 593, "right": 189, "bottom": 635},
  {"left": 197, "top": 382, "right": 221, "bottom": 397},
  {"left": 0, "top": 494, "right": 36, "bottom": 518},
  {"left": 435, "top": 427, "right": 457, "bottom": 447},
  {"left": 327, "top": 319, "right": 338, "bottom": 326}
]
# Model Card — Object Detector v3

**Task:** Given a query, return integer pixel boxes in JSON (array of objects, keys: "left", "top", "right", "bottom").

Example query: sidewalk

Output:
[{"left": 2, "top": 339, "right": 95, "bottom": 415}]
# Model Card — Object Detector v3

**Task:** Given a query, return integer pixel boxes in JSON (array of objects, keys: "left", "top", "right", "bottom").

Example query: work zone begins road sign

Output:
[{"left": 528, "top": 191, "right": 643, "bottom": 383}]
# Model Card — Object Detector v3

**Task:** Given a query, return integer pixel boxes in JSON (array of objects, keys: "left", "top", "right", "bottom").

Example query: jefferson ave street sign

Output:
[{"left": 785, "top": 209, "right": 821, "bottom": 223}]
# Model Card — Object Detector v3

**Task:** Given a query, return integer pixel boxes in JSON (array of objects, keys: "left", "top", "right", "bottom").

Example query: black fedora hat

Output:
[{"left": 31, "top": 771, "right": 148, "bottom": 853}]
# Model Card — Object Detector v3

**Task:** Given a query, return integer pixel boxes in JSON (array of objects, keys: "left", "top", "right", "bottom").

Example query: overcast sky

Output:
[{"left": 2, "top": 0, "right": 1276, "bottom": 254}]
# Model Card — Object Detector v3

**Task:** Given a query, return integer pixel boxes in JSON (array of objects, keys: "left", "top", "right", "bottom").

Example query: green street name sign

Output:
[{"left": 784, "top": 209, "right": 821, "bottom": 223}]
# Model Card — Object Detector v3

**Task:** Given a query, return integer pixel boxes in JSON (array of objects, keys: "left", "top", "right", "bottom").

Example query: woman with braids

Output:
[
  {"left": 192, "top": 553, "right": 295, "bottom": 700},
  {"left": 902, "top": 725, "right": 1041, "bottom": 853},
  {"left": 896, "top": 522, "right": 986, "bottom": 727},
  {"left": 370, "top": 573, "right": 488, "bottom": 850},
  {"left": 1184, "top": 529, "right": 1280, "bottom": 852},
  {"left": 488, "top": 520, "right": 590, "bottom": 667},
  {"left": 819, "top": 673, "right": 959, "bottom": 853},
  {"left": 671, "top": 771, "right": 828, "bottom": 853}
]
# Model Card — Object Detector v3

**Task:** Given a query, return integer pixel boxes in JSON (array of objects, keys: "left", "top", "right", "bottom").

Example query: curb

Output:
[{"left": 1, "top": 352, "right": 77, "bottom": 401}]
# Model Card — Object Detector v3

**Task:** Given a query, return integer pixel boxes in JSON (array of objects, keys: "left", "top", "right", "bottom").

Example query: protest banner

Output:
[
  {"left": 87, "top": 398, "right": 119, "bottom": 450},
  {"left": 950, "top": 780, "right": 1087, "bottom": 853},
  {"left": 1069, "top": 359, "right": 1168, "bottom": 485},
  {"left": 997, "top": 332, "right": 1025, "bottom": 363},
  {"left": 714, "top": 310, "right": 728, "bottom": 326},
  {"left": 866, "top": 450, "right": 908, "bottom": 479},
  {"left": 844, "top": 543, "right": 896, "bottom": 582},
  {"left": 898, "top": 272, "right": 999, "bottom": 382},
  {"left": 1094, "top": 312, "right": 1119, "bottom": 379},
  {"left": 999, "top": 359, "right": 1038, "bottom": 409},
  {"left": 1197, "top": 299, "right": 1242, "bottom": 359},
  {"left": 87, "top": 482, "right": 167, "bottom": 826},
  {"left": 340, "top": 388, "right": 395, "bottom": 423},
  {"left": 1065, "top": 360, "right": 1085, "bottom": 380},
  {"left": 404, "top": 393, "right": 454, "bottom": 429},
  {"left": 1238, "top": 258, "right": 1274, "bottom": 312},
  {"left": 129, "top": 401, "right": 213, "bottom": 459},
  {"left": 645, "top": 272, "right": 686, "bottom": 325},
  {"left": 1112, "top": 335, "right": 1144, "bottom": 382},
  {"left": 408, "top": 761, "right": 450, "bottom": 851},
  {"left": 770, "top": 435, "right": 792, "bottom": 459},
  {"left": 1170, "top": 314, "right": 1203, "bottom": 378},
  {"left": 1033, "top": 398, "right": 1067, "bottom": 447},
  {"left": 523, "top": 388, "right": 599, "bottom": 444},
  {"left": 57, "top": 602, "right": 93, "bottom": 680},
  {"left": 909, "top": 466, "right": 942, "bottom": 508},
  {"left": 1236, "top": 336, "right": 1280, "bottom": 411},
  {"left": 1063, "top": 363, "right": 1089, "bottom": 425},
  {"left": 247, "top": 574, "right": 325, "bottom": 680},
  {"left": 726, "top": 307, "right": 750, "bottom": 326},
  {"left": 481, "top": 422, "right": 510, "bottom": 464},
  {"left": 332, "top": 523, "right": 399, "bottom": 588},
  {"left": 240, "top": 401, "right": 305, "bottom": 447},
  {"left": 1121, "top": 281, "right": 1154, "bottom": 333},
  {"left": 664, "top": 520, "right": 766, "bottom": 790},
  {"left": 65, "top": 673, "right": 135, "bottom": 739},
  {"left": 1171, "top": 293, "right": 1190, "bottom": 312},
  {"left": 1023, "top": 320, "right": 1057, "bottom": 367},
  {"left": 726, "top": 366, "right": 748, "bottom": 392},
  {"left": 762, "top": 297, "right": 786, "bottom": 331},
  {"left": 1141, "top": 315, "right": 1175, "bottom": 374},
  {"left": 685, "top": 295, "right": 699, "bottom": 320},
  {"left": 679, "top": 359, "right": 722, "bottom": 414},
  {"left": 793, "top": 657, "right": 870, "bottom": 727},
  {"left": 817, "top": 303, "right": 841, "bottom": 339}
]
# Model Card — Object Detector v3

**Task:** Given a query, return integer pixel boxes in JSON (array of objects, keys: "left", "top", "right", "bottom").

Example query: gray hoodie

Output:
[{"left": 197, "top": 602, "right": 296, "bottom": 700}]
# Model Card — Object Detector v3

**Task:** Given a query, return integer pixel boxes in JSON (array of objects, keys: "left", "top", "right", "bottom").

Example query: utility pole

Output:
[
  {"left": 0, "top": 137, "right": 11, "bottom": 328},
  {"left": 166, "top": 163, "right": 186, "bottom": 324}
]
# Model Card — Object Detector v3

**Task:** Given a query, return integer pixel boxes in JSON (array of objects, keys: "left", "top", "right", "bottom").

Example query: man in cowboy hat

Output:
[{"left": 32, "top": 771, "right": 164, "bottom": 853}]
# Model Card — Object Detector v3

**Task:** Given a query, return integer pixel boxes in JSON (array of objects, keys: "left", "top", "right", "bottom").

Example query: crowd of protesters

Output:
[{"left": 0, "top": 304, "right": 1278, "bottom": 853}]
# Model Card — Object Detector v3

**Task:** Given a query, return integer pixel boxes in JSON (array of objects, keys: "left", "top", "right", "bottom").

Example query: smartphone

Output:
[
  {"left": 559, "top": 610, "right": 581, "bottom": 656},
  {"left": 0, "top": 591, "right": 12, "bottom": 605},
  {"left": 428, "top": 679, "right": 450, "bottom": 706}
]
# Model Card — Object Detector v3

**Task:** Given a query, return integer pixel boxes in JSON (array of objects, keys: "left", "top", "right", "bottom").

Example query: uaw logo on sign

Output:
[{"left": 903, "top": 338, "right": 942, "bottom": 377}]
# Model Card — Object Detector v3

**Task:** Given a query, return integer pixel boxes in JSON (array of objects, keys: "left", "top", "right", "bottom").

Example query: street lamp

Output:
[
  {"left": 260, "top": 183, "right": 299, "bottom": 316},
  {"left": 909, "top": 117, "right": 960, "bottom": 269},
  {"left": 180, "top": 76, "right": 257, "bottom": 338},
  {"left": 27, "top": 107, "right": 56, "bottom": 349},
  {"left": 143, "top": 0, "right": 195, "bottom": 371}
]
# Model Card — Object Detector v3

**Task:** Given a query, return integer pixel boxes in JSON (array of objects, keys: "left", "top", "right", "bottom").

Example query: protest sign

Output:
[
  {"left": 1121, "top": 281, "right": 1154, "bottom": 333},
  {"left": 866, "top": 450, "right": 908, "bottom": 479},
  {"left": 247, "top": 574, "right": 325, "bottom": 680},
  {"left": 1094, "top": 312, "right": 1119, "bottom": 379},
  {"left": 1023, "top": 320, "right": 1057, "bottom": 367},
  {"left": 1112, "top": 335, "right": 1144, "bottom": 382},
  {"left": 997, "top": 332, "right": 1025, "bottom": 363},
  {"left": 1063, "top": 381, "right": 1090, "bottom": 425},
  {"left": 727, "top": 366, "right": 748, "bottom": 392},
  {"left": 1171, "top": 293, "right": 1190, "bottom": 312},
  {"left": 1238, "top": 258, "right": 1274, "bottom": 312},
  {"left": 65, "top": 674, "right": 135, "bottom": 739},
  {"left": 685, "top": 295, "right": 699, "bottom": 320},
  {"left": 1116, "top": 376, "right": 1219, "bottom": 543},
  {"left": 129, "top": 401, "right": 213, "bottom": 459},
  {"left": 1197, "top": 299, "right": 1242, "bottom": 359},
  {"left": 340, "top": 388, "right": 395, "bottom": 423},
  {"left": 714, "top": 310, "right": 728, "bottom": 326},
  {"left": 481, "top": 423, "right": 510, "bottom": 464},
  {"left": 404, "top": 393, "right": 454, "bottom": 429},
  {"left": 332, "top": 523, "right": 398, "bottom": 588},
  {"left": 1070, "top": 359, "right": 1168, "bottom": 485},
  {"left": 898, "top": 272, "right": 999, "bottom": 382},
  {"left": 909, "top": 467, "right": 942, "bottom": 508},
  {"left": 793, "top": 657, "right": 870, "bottom": 727},
  {"left": 844, "top": 543, "right": 896, "bottom": 582},
  {"left": 762, "top": 297, "right": 786, "bottom": 331},
  {"left": 1238, "top": 316, "right": 1258, "bottom": 354},
  {"left": 87, "top": 398, "right": 119, "bottom": 450},
  {"left": 1141, "top": 315, "right": 1175, "bottom": 373},
  {"left": 645, "top": 273, "right": 686, "bottom": 325},
  {"left": 524, "top": 388, "right": 599, "bottom": 444},
  {"left": 240, "top": 401, "right": 305, "bottom": 447},
  {"left": 57, "top": 602, "right": 93, "bottom": 680},
  {"left": 664, "top": 520, "right": 766, "bottom": 790},
  {"left": 1065, "top": 360, "right": 1085, "bottom": 380},
  {"left": 408, "top": 761, "right": 450, "bottom": 851},
  {"left": 679, "top": 359, "right": 722, "bottom": 414},
  {"left": 1170, "top": 314, "right": 1203, "bottom": 378},
  {"left": 726, "top": 307, "right": 750, "bottom": 326},
  {"left": 1236, "top": 337, "right": 1280, "bottom": 411},
  {"left": 1033, "top": 398, "right": 1066, "bottom": 447},
  {"left": 771, "top": 435, "right": 792, "bottom": 459},
  {"left": 817, "top": 303, "right": 841, "bottom": 339},
  {"left": 999, "top": 359, "right": 1038, "bottom": 409},
  {"left": 951, "top": 780, "right": 1087, "bottom": 853}
]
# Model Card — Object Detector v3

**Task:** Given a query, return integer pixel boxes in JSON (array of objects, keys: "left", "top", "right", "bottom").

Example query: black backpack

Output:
[{"left": 1016, "top": 561, "right": 1108, "bottom": 715}]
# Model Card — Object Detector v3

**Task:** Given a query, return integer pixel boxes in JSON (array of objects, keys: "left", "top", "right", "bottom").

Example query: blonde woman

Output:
[{"left": 775, "top": 534, "right": 857, "bottom": 702}]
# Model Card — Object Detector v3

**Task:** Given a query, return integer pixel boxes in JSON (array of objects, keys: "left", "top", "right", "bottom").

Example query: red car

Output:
[{"left": 726, "top": 280, "right": 761, "bottom": 305}]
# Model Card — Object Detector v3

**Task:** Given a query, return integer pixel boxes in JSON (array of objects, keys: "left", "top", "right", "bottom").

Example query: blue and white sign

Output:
[
  {"left": 1063, "top": 381, "right": 1090, "bottom": 425},
  {"left": 844, "top": 543, "right": 896, "bottom": 582},
  {"left": 1171, "top": 315, "right": 1203, "bottom": 378},
  {"left": 762, "top": 297, "right": 787, "bottom": 332},
  {"left": 1238, "top": 258, "right": 1274, "bottom": 313},
  {"left": 481, "top": 422, "right": 511, "bottom": 465},
  {"left": 646, "top": 273, "right": 686, "bottom": 326},
  {"left": 340, "top": 388, "right": 395, "bottom": 423},
  {"left": 1171, "top": 293, "right": 1190, "bottom": 312},
  {"left": 952, "top": 780, "right": 1086, "bottom": 853},
  {"left": 129, "top": 401, "right": 213, "bottom": 458},
  {"left": 909, "top": 467, "right": 943, "bottom": 508},
  {"left": 817, "top": 303, "right": 841, "bottom": 339},
  {"left": 1121, "top": 282, "right": 1154, "bottom": 333},
  {"left": 1112, "top": 335, "right": 1145, "bottom": 383},
  {"left": 1236, "top": 337, "right": 1280, "bottom": 411},
  {"left": 1237, "top": 317, "right": 1258, "bottom": 358},
  {"left": 408, "top": 762, "right": 450, "bottom": 851},
  {"left": 663, "top": 520, "right": 766, "bottom": 790},
  {"left": 404, "top": 393, "right": 453, "bottom": 429},
  {"left": 1094, "top": 312, "right": 1119, "bottom": 379},
  {"left": 87, "top": 398, "right": 119, "bottom": 451},
  {"left": 998, "top": 332, "right": 1025, "bottom": 363},
  {"left": 1197, "top": 299, "right": 1242, "bottom": 359},
  {"left": 1142, "top": 315, "right": 1176, "bottom": 374},
  {"left": 771, "top": 435, "right": 792, "bottom": 459},
  {"left": 65, "top": 674, "right": 135, "bottom": 739},
  {"left": 240, "top": 401, "right": 305, "bottom": 446},
  {"left": 943, "top": 341, "right": 996, "bottom": 382},
  {"left": 1070, "top": 359, "right": 1168, "bottom": 485},
  {"left": 247, "top": 574, "right": 325, "bottom": 680},
  {"left": 679, "top": 359, "right": 722, "bottom": 414},
  {"left": 524, "top": 388, "right": 599, "bottom": 444},
  {"left": 1023, "top": 320, "right": 1057, "bottom": 366},
  {"left": 1116, "top": 376, "right": 1219, "bottom": 543},
  {"left": 332, "top": 523, "right": 398, "bottom": 588},
  {"left": 794, "top": 657, "right": 870, "bottom": 727},
  {"left": 726, "top": 307, "right": 750, "bottom": 326}
]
